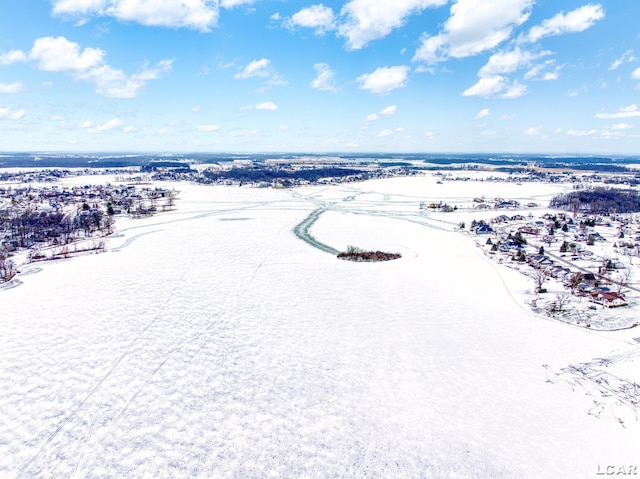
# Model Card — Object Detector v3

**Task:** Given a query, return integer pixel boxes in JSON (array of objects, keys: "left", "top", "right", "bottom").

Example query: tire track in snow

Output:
[
  {"left": 16, "top": 247, "right": 204, "bottom": 478},
  {"left": 110, "top": 229, "right": 162, "bottom": 252},
  {"left": 66, "top": 217, "right": 296, "bottom": 476}
]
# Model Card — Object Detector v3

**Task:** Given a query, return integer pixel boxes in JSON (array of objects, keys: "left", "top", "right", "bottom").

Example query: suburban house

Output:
[
  {"left": 590, "top": 291, "right": 627, "bottom": 308},
  {"left": 475, "top": 224, "right": 494, "bottom": 235},
  {"left": 518, "top": 226, "right": 539, "bottom": 235},
  {"left": 530, "top": 254, "right": 554, "bottom": 267}
]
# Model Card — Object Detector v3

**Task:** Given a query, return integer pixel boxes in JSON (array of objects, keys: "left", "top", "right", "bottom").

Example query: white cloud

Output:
[
  {"left": 88, "top": 118, "right": 123, "bottom": 133},
  {"left": 479, "top": 47, "right": 544, "bottom": 77},
  {"left": 243, "top": 101, "right": 278, "bottom": 111},
  {"left": 425, "top": 131, "right": 435, "bottom": 139},
  {"left": 279, "top": 124, "right": 289, "bottom": 131},
  {"left": 567, "top": 129, "right": 597, "bottom": 137},
  {"left": 632, "top": 68, "right": 640, "bottom": 80},
  {"left": 414, "top": 0, "right": 533, "bottom": 64},
  {"left": 52, "top": 0, "right": 219, "bottom": 32},
  {"left": 311, "top": 63, "right": 339, "bottom": 92},
  {"left": 235, "top": 58, "right": 286, "bottom": 86},
  {"left": 476, "top": 108, "right": 491, "bottom": 119},
  {"left": 235, "top": 58, "right": 272, "bottom": 79},
  {"left": 51, "top": 0, "right": 109, "bottom": 15},
  {"left": 51, "top": 115, "right": 65, "bottom": 121},
  {"left": 376, "top": 129, "right": 395, "bottom": 137},
  {"left": 0, "top": 82, "right": 24, "bottom": 94},
  {"left": 611, "top": 123, "right": 632, "bottom": 130},
  {"left": 0, "top": 107, "right": 25, "bottom": 120},
  {"left": 10, "top": 109, "right": 25, "bottom": 120},
  {"left": 462, "top": 76, "right": 506, "bottom": 98},
  {"left": 220, "top": 0, "right": 257, "bottom": 7},
  {"left": 230, "top": 128, "right": 261, "bottom": 137},
  {"left": 467, "top": 47, "right": 551, "bottom": 98},
  {"left": 380, "top": 105, "right": 397, "bottom": 115},
  {"left": 447, "top": 0, "right": 532, "bottom": 57},
  {"left": 288, "top": 5, "right": 335, "bottom": 34},
  {"left": 197, "top": 124, "right": 220, "bottom": 132},
  {"left": 30, "top": 36, "right": 104, "bottom": 72},
  {"left": 356, "top": 65, "right": 409, "bottom": 94},
  {"left": 0, "top": 49, "right": 28, "bottom": 66},
  {"left": 366, "top": 105, "right": 397, "bottom": 122},
  {"left": 501, "top": 81, "right": 526, "bottom": 98},
  {"left": 23, "top": 36, "right": 172, "bottom": 98},
  {"left": 85, "top": 59, "right": 173, "bottom": 98},
  {"left": 338, "top": 0, "right": 447, "bottom": 50},
  {"left": 524, "top": 4, "right": 604, "bottom": 43},
  {"left": 463, "top": 76, "right": 526, "bottom": 99},
  {"left": 255, "top": 101, "right": 277, "bottom": 110},
  {"left": 524, "top": 125, "right": 542, "bottom": 135},
  {"left": 481, "top": 129, "right": 496, "bottom": 135},
  {"left": 609, "top": 50, "right": 635, "bottom": 71},
  {"left": 413, "top": 34, "right": 447, "bottom": 64},
  {"left": 523, "top": 63, "right": 543, "bottom": 80},
  {"left": 595, "top": 105, "right": 640, "bottom": 119}
]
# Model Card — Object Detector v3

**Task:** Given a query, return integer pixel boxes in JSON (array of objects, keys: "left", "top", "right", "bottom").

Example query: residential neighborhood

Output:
[
  {"left": 467, "top": 206, "right": 640, "bottom": 329},
  {"left": 0, "top": 178, "right": 177, "bottom": 281}
]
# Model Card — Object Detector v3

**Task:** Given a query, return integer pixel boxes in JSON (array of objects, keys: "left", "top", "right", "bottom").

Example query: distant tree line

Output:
[
  {"left": 202, "top": 166, "right": 368, "bottom": 184},
  {"left": 550, "top": 187, "right": 640, "bottom": 214},
  {"left": 140, "top": 162, "right": 193, "bottom": 172},
  {"left": 540, "top": 163, "right": 631, "bottom": 173}
]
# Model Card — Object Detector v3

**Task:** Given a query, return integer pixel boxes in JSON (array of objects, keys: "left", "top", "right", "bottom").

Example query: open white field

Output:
[{"left": 1, "top": 175, "right": 639, "bottom": 478}]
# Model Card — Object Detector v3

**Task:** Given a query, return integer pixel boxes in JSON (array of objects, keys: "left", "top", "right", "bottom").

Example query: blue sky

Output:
[{"left": 0, "top": 0, "right": 639, "bottom": 154}]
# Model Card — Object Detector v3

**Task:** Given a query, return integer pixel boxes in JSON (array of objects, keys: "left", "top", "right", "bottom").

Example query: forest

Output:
[{"left": 549, "top": 187, "right": 640, "bottom": 214}]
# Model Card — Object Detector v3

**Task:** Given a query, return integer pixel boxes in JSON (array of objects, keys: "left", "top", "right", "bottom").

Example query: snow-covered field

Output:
[{"left": 2, "top": 175, "right": 639, "bottom": 478}]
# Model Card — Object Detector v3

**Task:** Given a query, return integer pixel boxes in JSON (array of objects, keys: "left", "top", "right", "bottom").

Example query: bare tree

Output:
[
  {"left": 0, "top": 255, "right": 16, "bottom": 282},
  {"left": 548, "top": 294, "right": 571, "bottom": 315},
  {"left": 163, "top": 190, "right": 178, "bottom": 211},
  {"left": 532, "top": 268, "right": 549, "bottom": 293},
  {"left": 623, "top": 244, "right": 635, "bottom": 265},
  {"left": 568, "top": 272, "right": 584, "bottom": 295},
  {"left": 612, "top": 268, "right": 632, "bottom": 294}
]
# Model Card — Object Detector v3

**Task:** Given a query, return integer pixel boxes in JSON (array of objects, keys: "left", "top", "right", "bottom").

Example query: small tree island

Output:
[{"left": 337, "top": 245, "right": 402, "bottom": 262}]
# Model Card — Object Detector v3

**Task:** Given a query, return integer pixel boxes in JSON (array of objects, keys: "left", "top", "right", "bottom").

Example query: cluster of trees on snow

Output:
[
  {"left": 550, "top": 188, "right": 640, "bottom": 214},
  {"left": 337, "top": 245, "right": 402, "bottom": 262},
  {"left": 0, "top": 204, "right": 113, "bottom": 250}
]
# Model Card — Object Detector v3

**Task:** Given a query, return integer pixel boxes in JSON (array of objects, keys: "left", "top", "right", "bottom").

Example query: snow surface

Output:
[{"left": 1, "top": 176, "right": 639, "bottom": 478}]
